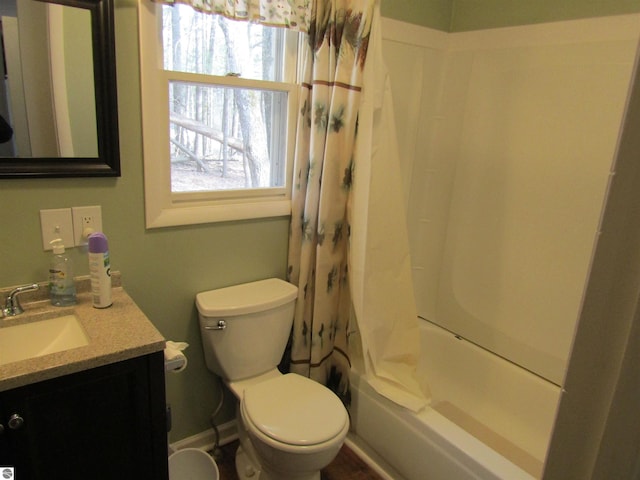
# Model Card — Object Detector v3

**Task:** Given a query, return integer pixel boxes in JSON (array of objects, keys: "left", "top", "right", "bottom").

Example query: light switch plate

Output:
[{"left": 40, "top": 208, "right": 74, "bottom": 251}]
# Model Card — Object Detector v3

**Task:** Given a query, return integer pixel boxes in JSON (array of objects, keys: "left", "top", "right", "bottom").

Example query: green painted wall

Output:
[
  {"left": 382, "top": 0, "right": 453, "bottom": 31},
  {"left": 450, "top": 0, "right": 640, "bottom": 32},
  {"left": 1, "top": 0, "right": 640, "bottom": 443},
  {"left": 381, "top": 0, "right": 640, "bottom": 31}
]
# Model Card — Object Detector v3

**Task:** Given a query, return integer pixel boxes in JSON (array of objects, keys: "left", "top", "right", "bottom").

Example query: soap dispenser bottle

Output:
[{"left": 49, "top": 238, "right": 77, "bottom": 306}]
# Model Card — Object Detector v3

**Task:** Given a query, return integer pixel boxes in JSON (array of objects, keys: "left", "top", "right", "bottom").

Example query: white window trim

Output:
[{"left": 138, "top": 0, "right": 298, "bottom": 228}]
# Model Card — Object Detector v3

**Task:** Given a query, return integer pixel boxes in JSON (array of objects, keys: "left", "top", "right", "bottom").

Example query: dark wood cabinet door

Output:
[{"left": 0, "top": 352, "right": 168, "bottom": 480}]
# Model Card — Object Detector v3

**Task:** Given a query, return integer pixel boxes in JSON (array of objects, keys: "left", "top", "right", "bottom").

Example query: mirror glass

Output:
[{"left": 0, "top": 0, "right": 119, "bottom": 177}]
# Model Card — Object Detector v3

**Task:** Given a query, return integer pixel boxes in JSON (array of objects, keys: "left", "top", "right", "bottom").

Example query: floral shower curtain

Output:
[{"left": 286, "top": 1, "right": 374, "bottom": 405}]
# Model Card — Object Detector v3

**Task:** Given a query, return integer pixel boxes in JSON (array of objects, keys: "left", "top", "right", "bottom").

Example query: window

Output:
[{"left": 139, "top": 1, "right": 299, "bottom": 227}]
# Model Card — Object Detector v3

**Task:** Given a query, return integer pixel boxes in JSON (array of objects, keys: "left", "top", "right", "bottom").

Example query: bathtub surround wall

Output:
[
  {"left": 378, "top": 13, "right": 640, "bottom": 479},
  {"left": 1, "top": 0, "right": 639, "bottom": 447},
  {"left": 362, "top": 14, "right": 639, "bottom": 478},
  {"left": 384, "top": 15, "right": 640, "bottom": 386}
]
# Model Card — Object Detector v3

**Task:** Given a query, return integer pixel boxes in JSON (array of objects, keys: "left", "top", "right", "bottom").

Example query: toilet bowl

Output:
[
  {"left": 239, "top": 373, "right": 349, "bottom": 480},
  {"left": 196, "top": 278, "right": 350, "bottom": 480},
  {"left": 168, "top": 448, "right": 219, "bottom": 480}
]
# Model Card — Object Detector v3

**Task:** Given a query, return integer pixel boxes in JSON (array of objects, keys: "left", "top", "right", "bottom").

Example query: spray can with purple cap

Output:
[{"left": 88, "top": 232, "right": 112, "bottom": 308}]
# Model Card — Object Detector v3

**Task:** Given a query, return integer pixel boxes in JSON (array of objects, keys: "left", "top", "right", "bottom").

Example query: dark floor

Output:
[{"left": 216, "top": 440, "right": 385, "bottom": 480}]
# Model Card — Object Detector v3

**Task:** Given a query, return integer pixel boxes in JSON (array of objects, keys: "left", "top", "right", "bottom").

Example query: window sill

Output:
[{"left": 145, "top": 199, "right": 291, "bottom": 228}]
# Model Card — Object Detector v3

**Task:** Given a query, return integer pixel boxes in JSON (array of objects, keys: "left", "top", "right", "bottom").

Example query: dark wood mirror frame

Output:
[{"left": 0, "top": 0, "right": 120, "bottom": 178}]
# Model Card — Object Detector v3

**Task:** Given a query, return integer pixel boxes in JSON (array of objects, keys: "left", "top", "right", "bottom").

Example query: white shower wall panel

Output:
[
  {"left": 381, "top": 19, "right": 448, "bottom": 215},
  {"left": 380, "top": 40, "right": 423, "bottom": 209},
  {"left": 382, "top": 15, "right": 640, "bottom": 385}
]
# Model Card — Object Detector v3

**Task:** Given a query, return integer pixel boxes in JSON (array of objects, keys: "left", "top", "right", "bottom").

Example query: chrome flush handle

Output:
[{"left": 204, "top": 320, "right": 227, "bottom": 331}]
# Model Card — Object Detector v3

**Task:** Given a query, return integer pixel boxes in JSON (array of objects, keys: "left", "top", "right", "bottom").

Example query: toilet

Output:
[{"left": 196, "top": 278, "right": 349, "bottom": 480}]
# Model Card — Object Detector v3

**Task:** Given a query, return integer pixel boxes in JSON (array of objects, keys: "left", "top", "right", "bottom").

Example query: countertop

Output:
[{"left": 0, "top": 274, "right": 166, "bottom": 392}]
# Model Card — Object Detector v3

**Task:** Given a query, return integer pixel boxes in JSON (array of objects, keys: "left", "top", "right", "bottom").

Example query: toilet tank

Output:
[{"left": 196, "top": 278, "right": 298, "bottom": 381}]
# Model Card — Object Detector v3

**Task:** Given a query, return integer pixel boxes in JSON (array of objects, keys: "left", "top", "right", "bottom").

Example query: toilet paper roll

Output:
[{"left": 164, "top": 341, "right": 189, "bottom": 373}]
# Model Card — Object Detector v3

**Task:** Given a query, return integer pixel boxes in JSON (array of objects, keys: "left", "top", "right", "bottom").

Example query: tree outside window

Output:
[{"left": 161, "top": 5, "right": 290, "bottom": 193}]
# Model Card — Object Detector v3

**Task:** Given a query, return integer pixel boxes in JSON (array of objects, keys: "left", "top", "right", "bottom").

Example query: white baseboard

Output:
[{"left": 169, "top": 420, "right": 238, "bottom": 453}]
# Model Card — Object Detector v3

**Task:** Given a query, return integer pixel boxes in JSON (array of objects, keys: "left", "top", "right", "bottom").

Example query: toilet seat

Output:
[{"left": 242, "top": 374, "right": 349, "bottom": 448}]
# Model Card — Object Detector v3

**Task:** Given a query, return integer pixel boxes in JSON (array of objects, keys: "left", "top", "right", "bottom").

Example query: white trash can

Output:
[{"left": 169, "top": 448, "right": 219, "bottom": 480}]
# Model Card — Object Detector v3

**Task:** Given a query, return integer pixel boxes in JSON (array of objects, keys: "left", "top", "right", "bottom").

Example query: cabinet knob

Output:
[{"left": 7, "top": 414, "right": 24, "bottom": 430}]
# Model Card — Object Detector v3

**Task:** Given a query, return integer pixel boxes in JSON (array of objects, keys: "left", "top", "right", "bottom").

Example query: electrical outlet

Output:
[
  {"left": 41, "top": 208, "right": 74, "bottom": 251},
  {"left": 72, "top": 205, "right": 103, "bottom": 246}
]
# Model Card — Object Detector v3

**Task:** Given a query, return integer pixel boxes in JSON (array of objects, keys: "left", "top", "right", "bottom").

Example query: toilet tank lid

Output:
[{"left": 196, "top": 278, "right": 298, "bottom": 316}]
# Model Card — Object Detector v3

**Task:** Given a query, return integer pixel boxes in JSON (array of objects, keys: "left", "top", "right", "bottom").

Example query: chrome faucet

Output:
[{"left": 2, "top": 283, "right": 39, "bottom": 317}]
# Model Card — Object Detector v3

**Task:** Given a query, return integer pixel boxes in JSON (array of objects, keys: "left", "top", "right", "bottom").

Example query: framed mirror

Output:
[{"left": 0, "top": 0, "right": 120, "bottom": 178}]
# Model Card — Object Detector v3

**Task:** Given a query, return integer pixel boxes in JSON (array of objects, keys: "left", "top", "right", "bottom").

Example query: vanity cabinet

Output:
[{"left": 0, "top": 351, "right": 168, "bottom": 480}]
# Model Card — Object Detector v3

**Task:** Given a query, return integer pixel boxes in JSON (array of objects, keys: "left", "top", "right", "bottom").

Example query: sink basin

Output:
[{"left": 0, "top": 315, "right": 89, "bottom": 366}]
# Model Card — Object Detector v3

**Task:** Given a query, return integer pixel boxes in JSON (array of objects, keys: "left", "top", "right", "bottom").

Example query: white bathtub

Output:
[{"left": 348, "top": 319, "right": 561, "bottom": 480}]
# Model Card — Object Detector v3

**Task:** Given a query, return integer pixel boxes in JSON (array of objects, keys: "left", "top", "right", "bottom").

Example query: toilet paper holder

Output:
[{"left": 164, "top": 341, "right": 188, "bottom": 373}]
